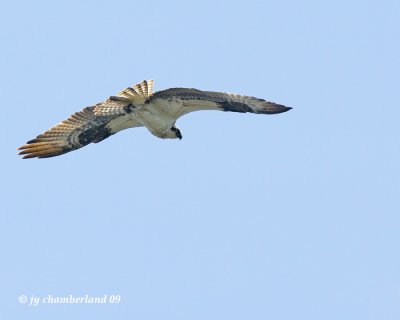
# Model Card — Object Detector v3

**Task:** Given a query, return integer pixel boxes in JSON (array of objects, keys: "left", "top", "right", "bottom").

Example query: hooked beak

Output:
[{"left": 171, "top": 126, "right": 182, "bottom": 140}]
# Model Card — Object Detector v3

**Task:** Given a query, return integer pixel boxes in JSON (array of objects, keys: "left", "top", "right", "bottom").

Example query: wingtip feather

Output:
[
  {"left": 260, "top": 103, "right": 292, "bottom": 114},
  {"left": 17, "top": 140, "right": 65, "bottom": 159}
]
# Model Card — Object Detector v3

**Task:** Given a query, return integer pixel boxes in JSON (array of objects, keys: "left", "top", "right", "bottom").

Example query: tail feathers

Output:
[
  {"left": 94, "top": 80, "right": 155, "bottom": 116},
  {"left": 116, "top": 79, "right": 154, "bottom": 102}
]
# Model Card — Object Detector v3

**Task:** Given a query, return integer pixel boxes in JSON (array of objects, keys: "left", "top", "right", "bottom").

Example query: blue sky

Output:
[{"left": 2, "top": 0, "right": 400, "bottom": 319}]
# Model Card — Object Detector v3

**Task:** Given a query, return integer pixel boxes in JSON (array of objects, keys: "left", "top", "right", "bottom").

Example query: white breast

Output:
[{"left": 135, "top": 99, "right": 182, "bottom": 135}]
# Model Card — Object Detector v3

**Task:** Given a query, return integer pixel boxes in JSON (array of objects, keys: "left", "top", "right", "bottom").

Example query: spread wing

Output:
[
  {"left": 17, "top": 81, "right": 153, "bottom": 159},
  {"left": 149, "top": 88, "right": 291, "bottom": 118}
]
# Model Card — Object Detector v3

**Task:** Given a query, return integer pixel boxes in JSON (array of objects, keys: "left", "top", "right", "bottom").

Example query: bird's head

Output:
[{"left": 170, "top": 125, "right": 182, "bottom": 140}]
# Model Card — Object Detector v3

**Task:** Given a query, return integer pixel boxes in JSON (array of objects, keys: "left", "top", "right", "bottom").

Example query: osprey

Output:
[{"left": 18, "top": 80, "right": 291, "bottom": 159}]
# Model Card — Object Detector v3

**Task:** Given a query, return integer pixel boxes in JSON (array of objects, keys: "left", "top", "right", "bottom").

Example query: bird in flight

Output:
[{"left": 18, "top": 80, "right": 291, "bottom": 159}]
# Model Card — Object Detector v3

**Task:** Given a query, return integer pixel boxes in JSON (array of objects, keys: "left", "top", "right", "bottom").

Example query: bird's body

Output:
[{"left": 18, "top": 80, "right": 291, "bottom": 158}]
